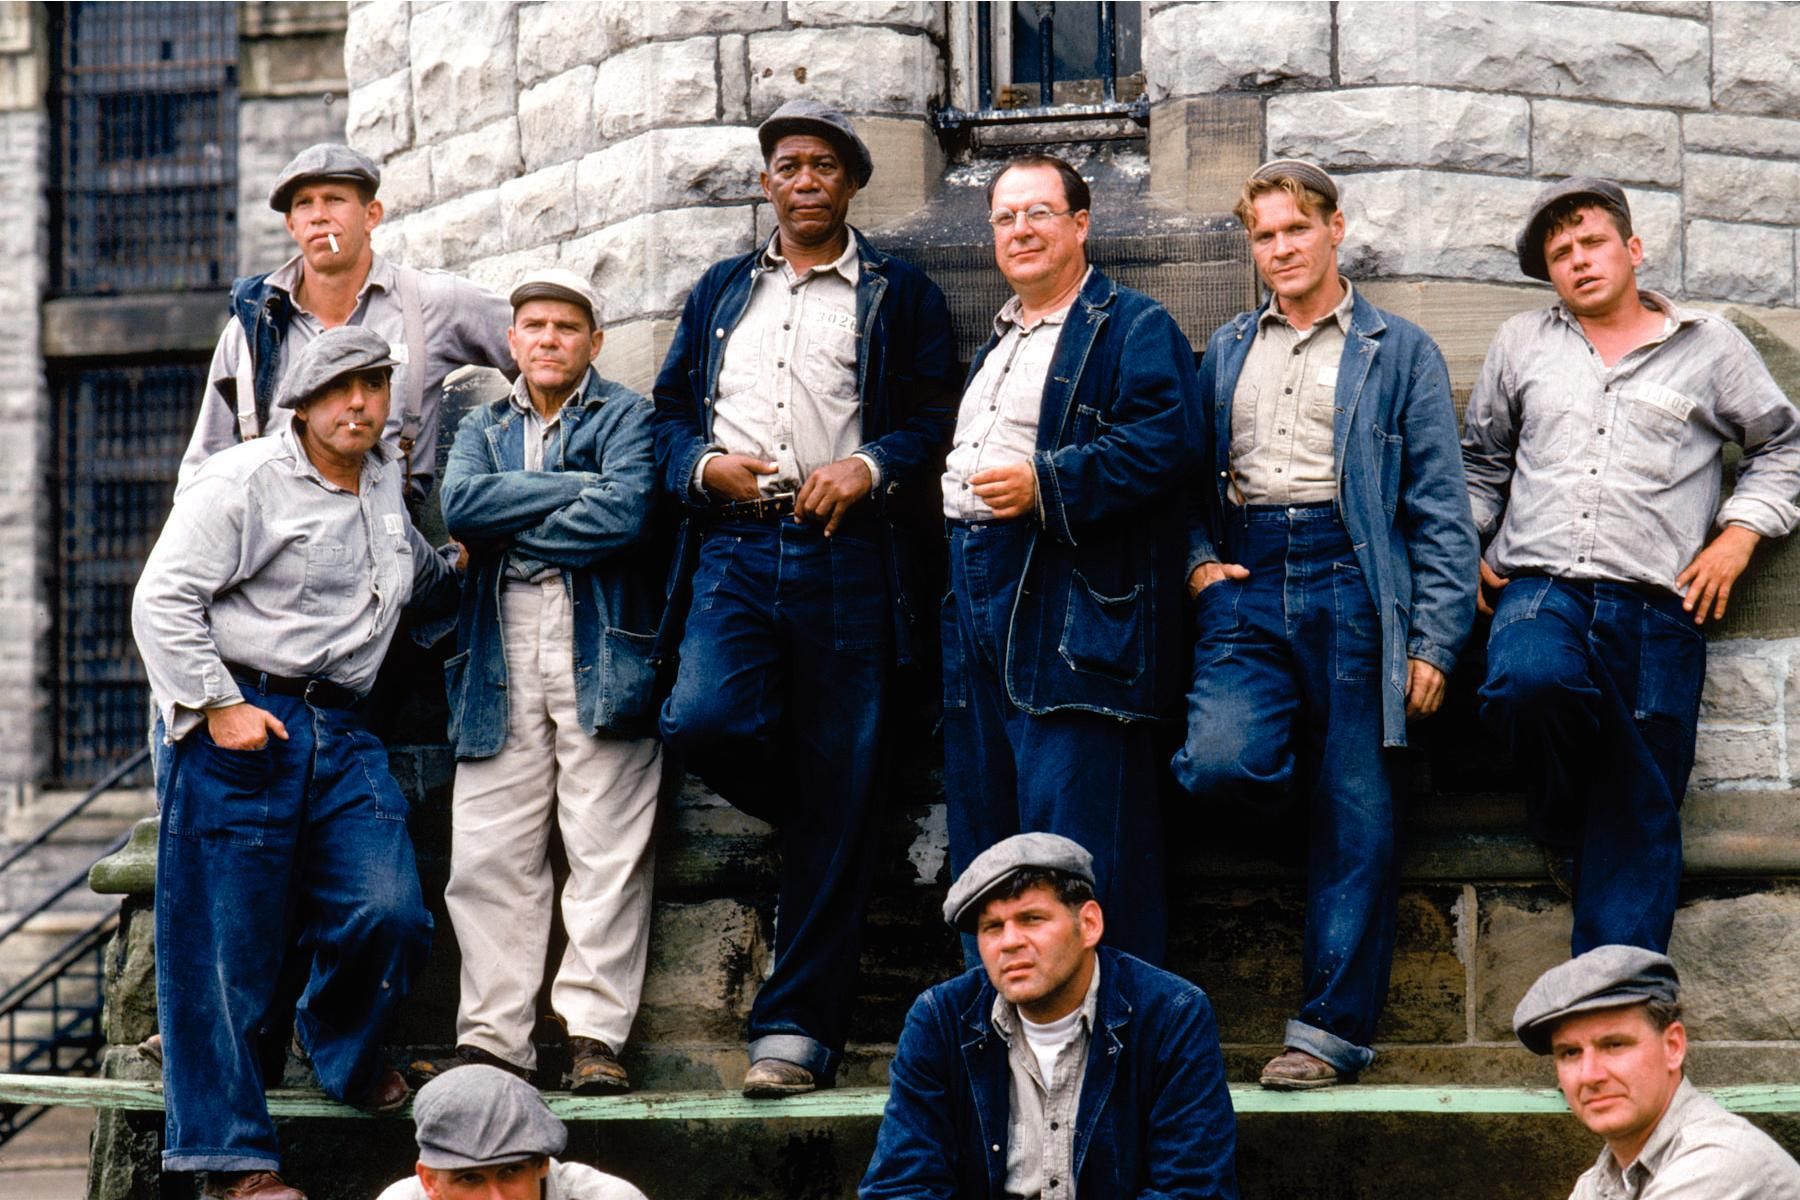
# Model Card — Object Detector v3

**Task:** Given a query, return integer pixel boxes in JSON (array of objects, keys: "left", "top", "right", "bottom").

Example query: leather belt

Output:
[
  {"left": 713, "top": 491, "right": 797, "bottom": 521},
  {"left": 224, "top": 662, "right": 361, "bottom": 709}
]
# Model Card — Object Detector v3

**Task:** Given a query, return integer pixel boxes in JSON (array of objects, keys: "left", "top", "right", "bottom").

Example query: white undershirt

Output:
[{"left": 1019, "top": 1007, "right": 1082, "bottom": 1087}]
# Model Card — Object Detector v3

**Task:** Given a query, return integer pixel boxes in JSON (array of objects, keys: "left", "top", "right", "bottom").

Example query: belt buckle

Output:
[{"left": 302, "top": 679, "right": 321, "bottom": 705}]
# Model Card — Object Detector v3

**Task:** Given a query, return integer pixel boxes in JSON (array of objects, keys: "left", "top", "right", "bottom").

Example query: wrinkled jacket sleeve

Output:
[
  {"left": 856, "top": 275, "right": 956, "bottom": 499},
  {"left": 1035, "top": 304, "right": 1203, "bottom": 546},
  {"left": 860, "top": 991, "right": 962, "bottom": 1200},
  {"left": 1399, "top": 340, "right": 1478, "bottom": 674},
  {"left": 652, "top": 278, "right": 719, "bottom": 510},
  {"left": 1460, "top": 336, "right": 1519, "bottom": 544},
  {"left": 439, "top": 404, "right": 593, "bottom": 542},
  {"left": 1139, "top": 989, "right": 1239, "bottom": 1200},
  {"left": 510, "top": 397, "right": 659, "bottom": 566},
  {"left": 1185, "top": 335, "right": 1224, "bottom": 577}
]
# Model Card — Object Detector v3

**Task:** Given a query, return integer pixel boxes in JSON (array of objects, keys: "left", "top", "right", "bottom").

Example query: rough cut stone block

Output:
[
  {"left": 1685, "top": 220, "right": 1796, "bottom": 307},
  {"left": 1712, "top": 2, "right": 1800, "bottom": 118},
  {"left": 719, "top": 33, "right": 749, "bottom": 124},
  {"left": 559, "top": 206, "right": 756, "bottom": 320},
  {"left": 594, "top": 36, "right": 718, "bottom": 140},
  {"left": 345, "top": 1, "right": 408, "bottom": 90},
  {"left": 410, "top": 2, "right": 518, "bottom": 144},
  {"left": 1683, "top": 112, "right": 1800, "bottom": 160},
  {"left": 516, "top": 0, "right": 612, "bottom": 87},
  {"left": 464, "top": 247, "right": 557, "bottom": 296},
  {"left": 1692, "top": 726, "right": 1784, "bottom": 785},
  {"left": 429, "top": 188, "right": 506, "bottom": 269},
  {"left": 1700, "top": 652, "right": 1785, "bottom": 724},
  {"left": 344, "top": 68, "right": 412, "bottom": 160},
  {"left": 746, "top": 27, "right": 944, "bottom": 118},
  {"left": 634, "top": 899, "right": 767, "bottom": 1040},
  {"left": 1572, "top": 0, "right": 1710, "bottom": 15},
  {"left": 237, "top": 96, "right": 344, "bottom": 275},
  {"left": 599, "top": 0, "right": 783, "bottom": 54},
  {"left": 370, "top": 218, "right": 410, "bottom": 267},
  {"left": 519, "top": 65, "right": 599, "bottom": 172},
  {"left": 1144, "top": 1, "right": 1332, "bottom": 99},
  {"left": 1267, "top": 86, "right": 1528, "bottom": 173},
  {"left": 1473, "top": 886, "right": 1572, "bottom": 1042},
  {"left": 1531, "top": 99, "right": 1681, "bottom": 188},
  {"left": 574, "top": 126, "right": 761, "bottom": 232},
  {"left": 1621, "top": 187, "right": 1682, "bottom": 295},
  {"left": 596, "top": 317, "right": 680, "bottom": 395},
  {"left": 788, "top": 0, "right": 943, "bottom": 34},
  {"left": 378, "top": 144, "right": 433, "bottom": 216},
  {"left": 428, "top": 117, "right": 523, "bottom": 201},
  {"left": 100, "top": 902, "right": 156, "bottom": 1045},
  {"left": 847, "top": 117, "right": 943, "bottom": 230},
  {"left": 1685, "top": 153, "right": 1800, "bottom": 227},
  {"left": 500, "top": 162, "right": 578, "bottom": 249},
  {"left": 1669, "top": 891, "right": 1800, "bottom": 1040},
  {"left": 1338, "top": 1, "right": 1709, "bottom": 109}
]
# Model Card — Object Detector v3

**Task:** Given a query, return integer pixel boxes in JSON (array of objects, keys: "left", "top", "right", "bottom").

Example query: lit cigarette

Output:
[{"left": 327, "top": 233, "right": 340, "bottom": 254}]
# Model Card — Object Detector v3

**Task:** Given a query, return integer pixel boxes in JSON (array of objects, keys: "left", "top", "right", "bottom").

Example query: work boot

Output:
[
  {"left": 1258, "top": 1048, "right": 1341, "bottom": 1090},
  {"left": 406, "top": 1044, "right": 534, "bottom": 1088},
  {"left": 743, "top": 1057, "right": 818, "bottom": 1098},
  {"left": 200, "top": 1171, "right": 306, "bottom": 1200},
  {"left": 353, "top": 1066, "right": 411, "bottom": 1114},
  {"left": 567, "top": 1036, "right": 631, "bottom": 1095}
]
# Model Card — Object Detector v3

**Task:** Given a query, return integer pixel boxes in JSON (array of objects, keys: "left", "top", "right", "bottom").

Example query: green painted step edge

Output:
[{"left": 6, "top": 1074, "right": 1800, "bottom": 1118}]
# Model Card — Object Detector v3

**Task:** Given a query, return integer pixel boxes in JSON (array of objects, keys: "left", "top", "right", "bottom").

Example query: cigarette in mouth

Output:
[{"left": 327, "top": 233, "right": 340, "bottom": 254}]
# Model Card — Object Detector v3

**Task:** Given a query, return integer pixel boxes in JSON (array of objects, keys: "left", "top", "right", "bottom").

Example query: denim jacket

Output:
[
  {"left": 439, "top": 370, "right": 663, "bottom": 756},
  {"left": 860, "top": 947, "right": 1239, "bottom": 1200},
  {"left": 1190, "top": 290, "right": 1478, "bottom": 746},
  {"left": 651, "top": 229, "right": 955, "bottom": 664},
  {"left": 947, "top": 269, "right": 1204, "bottom": 721}
]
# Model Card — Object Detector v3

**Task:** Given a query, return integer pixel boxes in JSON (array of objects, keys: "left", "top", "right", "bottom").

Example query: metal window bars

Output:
[{"left": 936, "top": 1, "right": 1148, "bottom": 131}]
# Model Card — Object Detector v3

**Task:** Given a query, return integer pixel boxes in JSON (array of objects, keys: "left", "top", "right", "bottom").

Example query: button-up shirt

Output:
[
  {"left": 1568, "top": 1077, "right": 1800, "bottom": 1199},
  {"left": 1229, "top": 280, "right": 1355, "bottom": 505},
  {"left": 942, "top": 279, "right": 1083, "bottom": 519},
  {"left": 503, "top": 369, "right": 587, "bottom": 581},
  {"left": 134, "top": 423, "right": 455, "bottom": 741},
  {"left": 700, "top": 235, "right": 877, "bottom": 495},
  {"left": 993, "top": 963, "right": 1101, "bottom": 1200},
  {"left": 183, "top": 253, "right": 514, "bottom": 494},
  {"left": 1464, "top": 291, "right": 1800, "bottom": 594}
]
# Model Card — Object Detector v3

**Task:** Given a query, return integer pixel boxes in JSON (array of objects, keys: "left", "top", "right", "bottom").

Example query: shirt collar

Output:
[
  {"left": 1600, "top": 1076, "right": 1700, "bottom": 1189},
  {"left": 990, "top": 957, "right": 1103, "bottom": 1044},
  {"left": 507, "top": 367, "right": 592, "bottom": 422},
  {"left": 761, "top": 230, "right": 861, "bottom": 286},
  {"left": 277, "top": 414, "right": 390, "bottom": 490},
  {"left": 993, "top": 266, "right": 1091, "bottom": 338},
  {"left": 1260, "top": 278, "right": 1356, "bottom": 334},
  {"left": 267, "top": 252, "right": 389, "bottom": 310},
  {"left": 1549, "top": 288, "right": 1694, "bottom": 340}
]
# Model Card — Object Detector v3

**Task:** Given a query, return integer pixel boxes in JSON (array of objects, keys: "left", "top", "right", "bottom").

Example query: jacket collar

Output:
[
  {"left": 959, "top": 946, "right": 1133, "bottom": 1047},
  {"left": 1236, "top": 279, "right": 1386, "bottom": 342}
]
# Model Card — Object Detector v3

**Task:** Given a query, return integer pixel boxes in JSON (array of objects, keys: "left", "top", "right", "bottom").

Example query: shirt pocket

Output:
[
  {"left": 1618, "top": 383, "right": 1694, "bottom": 486},
  {"left": 1299, "top": 365, "right": 1339, "bottom": 455},
  {"left": 1519, "top": 392, "right": 1576, "bottom": 469},
  {"left": 795, "top": 304, "right": 860, "bottom": 399},
  {"left": 1228, "top": 381, "right": 1260, "bottom": 463},
  {"left": 300, "top": 541, "right": 362, "bottom": 617}
]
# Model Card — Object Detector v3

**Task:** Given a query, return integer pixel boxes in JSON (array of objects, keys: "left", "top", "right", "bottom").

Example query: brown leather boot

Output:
[
  {"left": 743, "top": 1057, "right": 818, "bottom": 1098},
  {"left": 1258, "top": 1048, "right": 1341, "bottom": 1090},
  {"left": 567, "top": 1036, "right": 631, "bottom": 1095}
]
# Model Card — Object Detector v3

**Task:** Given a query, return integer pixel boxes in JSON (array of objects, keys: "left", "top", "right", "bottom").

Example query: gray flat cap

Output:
[
  {"left": 269, "top": 143, "right": 381, "bottom": 212},
  {"left": 510, "top": 267, "right": 602, "bottom": 326},
  {"left": 413, "top": 1065, "right": 567, "bottom": 1170},
  {"left": 275, "top": 326, "right": 399, "bottom": 410},
  {"left": 1516, "top": 176, "right": 1631, "bottom": 282},
  {"left": 1251, "top": 158, "right": 1339, "bottom": 208},
  {"left": 943, "top": 832, "right": 1095, "bottom": 931},
  {"left": 1513, "top": 945, "right": 1680, "bottom": 1055},
  {"left": 758, "top": 99, "right": 873, "bottom": 188}
]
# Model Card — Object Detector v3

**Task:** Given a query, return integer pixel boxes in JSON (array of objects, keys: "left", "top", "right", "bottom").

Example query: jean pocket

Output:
[
  {"left": 1193, "top": 577, "right": 1241, "bottom": 666},
  {"left": 693, "top": 535, "right": 739, "bottom": 614},
  {"left": 601, "top": 627, "right": 659, "bottom": 728},
  {"left": 1635, "top": 602, "right": 1705, "bottom": 723},
  {"left": 1058, "top": 570, "right": 1146, "bottom": 684},
  {"left": 1489, "top": 575, "right": 1553, "bottom": 635},
  {"left": 1331, "top": 560, "right": 1379, "bottom": 682},
  {"left": 829, "top": 538, "right": 885, "bottom": 653},
  {"left": 351, "top": 731, "right": 412, "bottom": 821},
  {"left": 165, "top": 734, "right": 273, "bottom": 846}
]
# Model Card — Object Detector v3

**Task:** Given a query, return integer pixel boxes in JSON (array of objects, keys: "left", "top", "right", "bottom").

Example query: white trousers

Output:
[{"left": 446, "top": 578, "right": 662, "bottom": 1066}]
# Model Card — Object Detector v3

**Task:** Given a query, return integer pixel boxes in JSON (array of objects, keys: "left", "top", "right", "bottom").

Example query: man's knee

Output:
[
  {"left": 1481, "top": 644, "right": 1588, "bottom": 722},
  {"left": 1171, "top": 719, "right": 1291, "bottom": 799}
]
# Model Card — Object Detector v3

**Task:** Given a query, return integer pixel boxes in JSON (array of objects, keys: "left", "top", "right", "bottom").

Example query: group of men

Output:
[{"left": 130, "top": 91, "right": 1800, "bottom": 1199}]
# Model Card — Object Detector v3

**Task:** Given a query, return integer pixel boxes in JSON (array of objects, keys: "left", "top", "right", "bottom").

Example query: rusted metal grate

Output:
[
  {"left": 937, "top": 1, "right": 1147, "bottom": 131},
  {"left": 50, "top": 1, "right": 238, "bottom": 294}
]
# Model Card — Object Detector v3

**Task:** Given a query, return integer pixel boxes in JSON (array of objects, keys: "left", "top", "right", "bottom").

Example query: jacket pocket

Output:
[
  {"left": 442, "top": 649, "right": 471, "bottom": 746},
  {"left": 601, "top": 627, "right": 658, "bottom": 728},
  {"left": 1058, "top": 570, "right": 1146, "bottom": 685},
  {"left": 1374, "top": 428, "right": 1403, "bottom": 516}
]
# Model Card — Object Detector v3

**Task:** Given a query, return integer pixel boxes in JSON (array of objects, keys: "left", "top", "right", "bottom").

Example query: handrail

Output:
[
  {"left": 0, "top": 909, "right": 116, "bottom": 1016},
  {"left": 0, "top": 826, "right": 132, "bottom": 951},
  {"left": 0, "top": 746, "right": 149, "bottom": 876}
]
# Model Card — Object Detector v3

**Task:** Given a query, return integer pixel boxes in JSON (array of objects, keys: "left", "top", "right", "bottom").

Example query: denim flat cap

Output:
[
  {"left": 510, "top": 267, "right": 602, "bottom": 326},
  {"left": 275, "top": 326, "right": 399, "bottom": 410},
  {"left": 1516, "top": 176, "right": 1631, "bottom": 282},
  {"left": 943, "top": 832, "right": 1096, "bottom": 931},
  {"left": 1513, "top": 945, "right": 1681, "bottom": 1055},
  {"left": 413, "top": 1065, "right": 568, "bottom": 1169},
  {"left": 757, "top": 98, "right": 873, "bottom": 187},
  {"left": 1250, "top": 158, "right": 1339, "bottom": 208},
  {"left": 269, "top": 143, "right": 381, "bottom": 212}
]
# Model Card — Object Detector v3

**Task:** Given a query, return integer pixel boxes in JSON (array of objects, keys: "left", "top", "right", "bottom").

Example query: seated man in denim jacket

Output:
[
  {"left": 862, "top": 833, "right": 1238, "bottom": 1199},
  {"left": 434, "top": 268, "right": 664, "bottom": 1094}
]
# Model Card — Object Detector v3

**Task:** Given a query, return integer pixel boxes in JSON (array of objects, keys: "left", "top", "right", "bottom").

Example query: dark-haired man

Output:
[
  {"left": 653, "top": 99, "right": 954, "bottom": 1097},
  {"left": 941, "top": 153, "right": 1202, "bottom": 966},
  {"left": 1513, "top": 945, "right": 1800, "bottom": 1198},
  {"left": 861, "top": 832, "right": 1238, "bottom": 1200},
  {"left": 1465, "top": 177, "right": 1800, "bottom": 955}
]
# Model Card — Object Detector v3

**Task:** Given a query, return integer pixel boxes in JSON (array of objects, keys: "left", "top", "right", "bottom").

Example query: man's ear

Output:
[
  {"left": 1078, "top": 898, "right": 1104, "bottom": 950},
  {"left": 366, "top": 197, "right": 385, "bottom": 230},
  {"left": 1664, "top": 1020, "right": 1687, "bottom": 1074},
  {"left": 415, "top": 1163, "right": 440, "bottom": 1200}
]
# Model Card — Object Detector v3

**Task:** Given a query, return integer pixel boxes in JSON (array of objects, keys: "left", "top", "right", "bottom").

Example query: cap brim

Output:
[{"left": 1518, "top": 995, "right": 1654, "bottom": 1054}]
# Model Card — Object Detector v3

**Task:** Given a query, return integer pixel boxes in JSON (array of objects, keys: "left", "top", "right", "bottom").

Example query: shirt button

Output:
[
  {"left": 1590, "top": 468, "right": 1597, "bottom": 475},
  {"left": 1284, "top": 387, "right": 1293, "bottom": 394},
  {"left": 1050, "top": 1122, "right": 1059, "bottom": 1131},
  {"left": 783, "top": 323, "right": 791, "bottom": 331},
  {"left": 1598, "top": 427, "right": 1606, "bottom": 435},
  {"left": 1279, "top": 428, "right": 1287, "bottom": 435},
  {"left": 1583, "top": 512, "right": 1590, "bottom": 518},
  {"left": 777, "top": 360, "right": 785, "bottom": 368},
  {"left": 1578, "top": 555, "right": 1586, "bottom": 562},
  {"left": 1219, "top": 471, "right": 1228, "bottom": 479}
]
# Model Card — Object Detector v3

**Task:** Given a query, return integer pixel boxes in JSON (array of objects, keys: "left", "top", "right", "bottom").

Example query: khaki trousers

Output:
[{"left": 446, "top": 578, "right": 661, "bottom": 1066}]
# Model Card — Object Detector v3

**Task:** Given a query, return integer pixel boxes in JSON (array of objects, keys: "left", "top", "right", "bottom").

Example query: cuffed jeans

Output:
[
  {"left": 660, "top": 519, "right": 888, "bottom": 1080},
  {"left": 942, "top": 519, "right": 1167, "bottom": 966},
  {"left": 155, "top": 681, "right": 431, "bottom": 1172},
  {"left": 1478, "top": 576, "right": 1703, "bottom": 954},
  {"left": 1171, "top": 504, "right": 1395, "bottom": 1075},
  {"left": 448, "top": 577, "right": 662, "bottom": 1067}
]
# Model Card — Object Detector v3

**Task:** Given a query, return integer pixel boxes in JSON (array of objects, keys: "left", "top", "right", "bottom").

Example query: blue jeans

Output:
[
  {"left": 1478, "top": 576, "right": 1704, "bottom": 954},
  {"left": 660, "top": 520, "right": 889, "bottom": 1080},
  {"left": 1171, "top": 504, "right": 1395, "bottom": 1075},
  {"left": 942, "top": 520, "right": 1167, "bottom": 966},
  {"left": 155, "top": 681, "right": 432, "bottom": 1172}
]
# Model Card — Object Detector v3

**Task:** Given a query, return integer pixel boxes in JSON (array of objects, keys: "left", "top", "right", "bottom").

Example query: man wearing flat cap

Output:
[
  {"left": 1175, "top": 160, "right": 1477, "bottom": 1089},
  {"left": 1514, "top": 946, "right": 1800, "bottom": 1198},
  {"left": 426, "top": 269, "right": 663, "bottom": 1095},
  {"left": 1465, "top": 177, "right": 1800, "bottom": 955},
  {"left": 181, "top": 141, "right": 513, "bottom": 500},
  {"left": 133, "top": 326, "right": 463, "bottom": 1200},
  {"left": 377, "top": 1065, "right": 648, "bottom": 1200},
  {"left": 652, "top": 98, "right": 954, "bottom": 1097},
  {"left": 862, "top": 833, "right": 1239, "bottom": 1199}
]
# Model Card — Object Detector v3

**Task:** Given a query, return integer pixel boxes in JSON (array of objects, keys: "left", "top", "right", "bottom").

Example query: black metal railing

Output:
[{"left": 936, "top": 1, "right": 1148, "bottom": 131}]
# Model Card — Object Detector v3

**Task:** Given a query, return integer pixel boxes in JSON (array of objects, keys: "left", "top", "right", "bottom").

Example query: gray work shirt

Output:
[
  {"left": 503, "top": 369, "right": 588, "bottom": 582},
  {"left": 697, "top": 235, "right": 878, "bottom": 495},
  {"left": 1229, "top": 280, "right": 1355, "bottom": 505},
  {"left": 134, "top": 423, "right": 454, "bottom": 742},
  {"left": 941, "top": 281, "right": 1082, "bottom": 520},
  {"left": 182, "top": 253, "right": 514, "bottom": 493},
  {"left": 993, "top": 963, "right": 1100, "bottom": 1200},
  {"left": 1464, "top": 292, "right": 1800, "bottom": 593},
  {"left": 1567, "top": 1078, "right": 1800, "bottom": 1199}
]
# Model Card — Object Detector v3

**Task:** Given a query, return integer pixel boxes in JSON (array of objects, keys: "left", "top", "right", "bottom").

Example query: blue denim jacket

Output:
[
  {"left": 861, "top": 947, "right": 1239, "bottom": 1200},
  {"left": 651, "top": 229, "right": 955, "bottom": 664},
  {"left": 1190, "top": 291, "right": 1478, "bottom": 746},
  {"left": 948, "top": 269, "right": 1203, "bottom": 721},
  {"left": 439, "top": 371, "right": 663, "bottom": 756}
]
